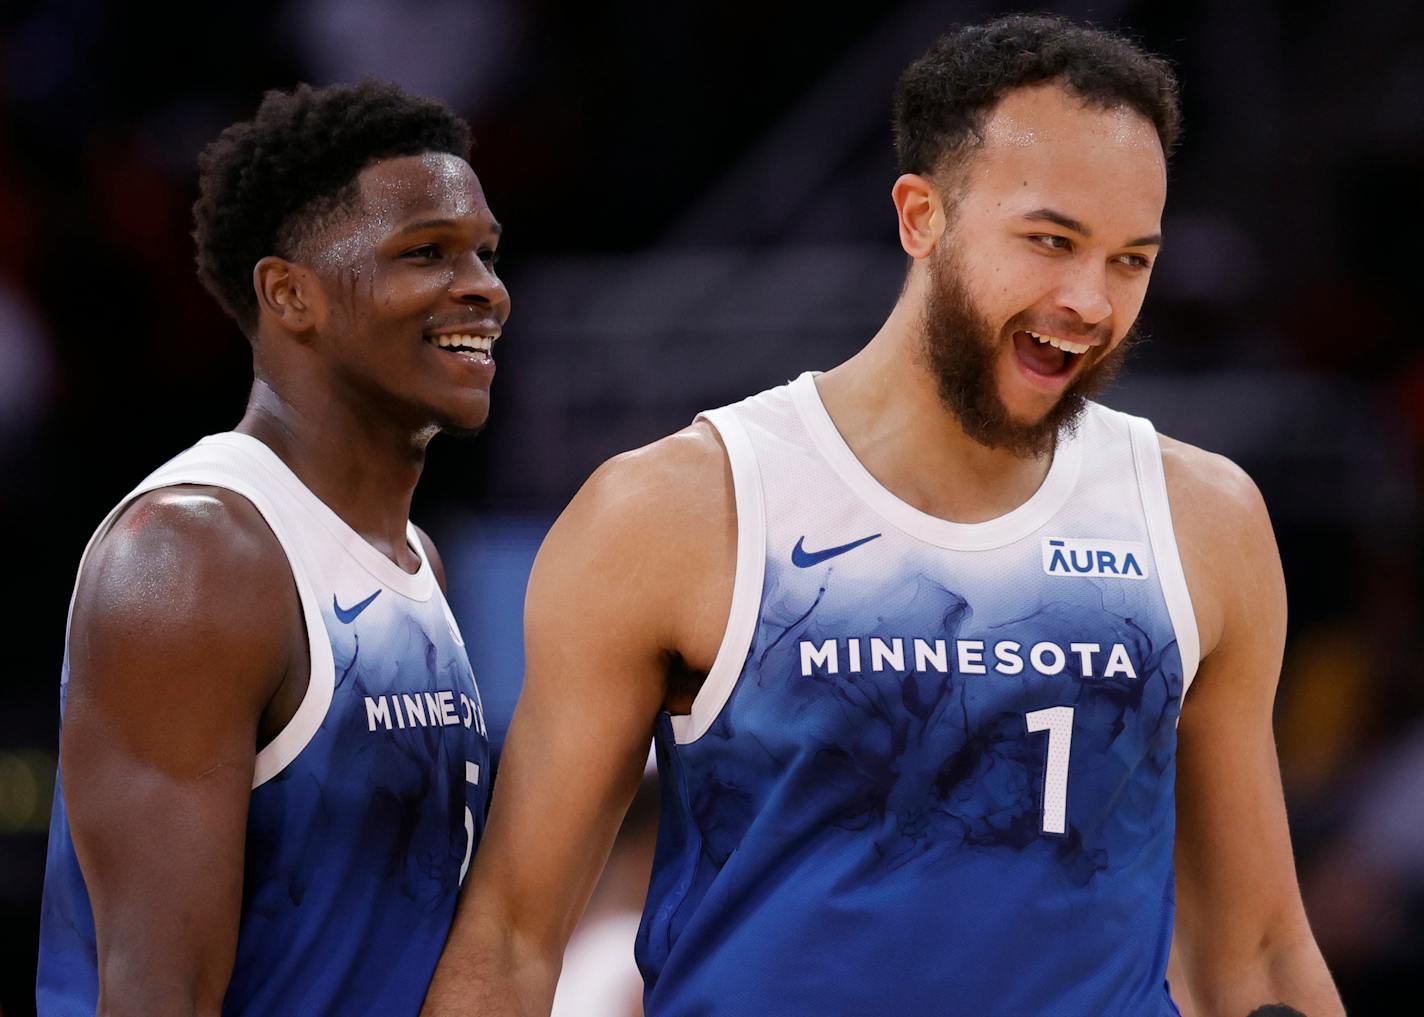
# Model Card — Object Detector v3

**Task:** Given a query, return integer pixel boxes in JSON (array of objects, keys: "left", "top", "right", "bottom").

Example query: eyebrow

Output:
[
  {"left": 1021, "top": 207, "right": 1161, "bottom": 249},
  {"left": 397, "top": 217, "right": 503, "bottom": 237}
]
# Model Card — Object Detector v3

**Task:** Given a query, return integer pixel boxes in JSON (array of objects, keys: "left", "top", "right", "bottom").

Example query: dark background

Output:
[{"left": 2, "top": 1, "right": 1421, "bottom": 1013}]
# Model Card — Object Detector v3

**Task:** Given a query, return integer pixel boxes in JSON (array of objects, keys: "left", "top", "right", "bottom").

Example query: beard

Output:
[{"left": 919, "top": 246, "right": 1135, "bottom": 458}]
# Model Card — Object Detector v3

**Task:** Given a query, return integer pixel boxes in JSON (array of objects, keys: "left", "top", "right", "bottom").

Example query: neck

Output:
[
  {"left": 814, "top": 272, "right": 1055, "bottom": 524},
  {"left": 236, "top": 375, "right": 429, "bottom": 571}
]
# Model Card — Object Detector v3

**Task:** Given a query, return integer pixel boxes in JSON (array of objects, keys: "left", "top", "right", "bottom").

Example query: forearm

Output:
[{"left": 421, "top": 908, "right": 561, "bottom": 1017}]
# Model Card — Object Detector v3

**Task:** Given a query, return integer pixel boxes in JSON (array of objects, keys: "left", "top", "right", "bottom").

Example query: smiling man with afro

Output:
[{"left": 39, "top": 77, "right": 509, "bottom": 1017}]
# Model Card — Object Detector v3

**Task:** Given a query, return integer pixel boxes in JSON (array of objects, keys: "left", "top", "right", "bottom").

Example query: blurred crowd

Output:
[{"left": 1, "top": 1, "right": 1421, "bottom": 1014}]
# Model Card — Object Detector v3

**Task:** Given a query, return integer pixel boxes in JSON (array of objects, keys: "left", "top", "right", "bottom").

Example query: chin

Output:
[
  {"left": 435, "top": 399, "right": 491, "bottom": 440},
  {"left": 1001, "top": 392, "right": 1061, "bottom": 426}
]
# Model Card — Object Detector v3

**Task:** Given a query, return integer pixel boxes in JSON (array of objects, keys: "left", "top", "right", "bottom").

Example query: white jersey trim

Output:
[
  {"left": 246, "top": 479, "right": 335, "bottom": 789},
  {"left": 201, "top": 433, "right": 435, "bottom": 602},
  {"left": 1127, "top": 417, "right": 1201, "bottom": 699},
  {"left": 670, "top": 408, "right": 767, "bottom": 744},
  {"left": 788, "top": 372, "right": 1085, "bottom": 550}
]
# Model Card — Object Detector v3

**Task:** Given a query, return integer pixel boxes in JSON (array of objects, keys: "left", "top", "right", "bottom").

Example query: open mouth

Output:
[
  {"left": 1011, "top": 329, "right": 1091, "bottom": 378},
  {"left": 426, "top": 332, "right": 496, "bottom": 365}
]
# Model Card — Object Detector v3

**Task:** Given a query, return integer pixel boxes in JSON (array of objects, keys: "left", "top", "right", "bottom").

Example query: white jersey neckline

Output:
[
  {"left": 788, "top": 371, "right": 1085, "bottom": 551},
  {"left": 197, "top": 431, "right": 436, "bottom": 601}
]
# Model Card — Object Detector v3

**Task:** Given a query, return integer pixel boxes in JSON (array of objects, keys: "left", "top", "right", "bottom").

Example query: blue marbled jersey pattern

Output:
[
  {"left": 222, "top": 599, "right": 489, "bottom": 1015},
  {"left": 637, "top": 382, "right": 1188, "bottom": 1016}
]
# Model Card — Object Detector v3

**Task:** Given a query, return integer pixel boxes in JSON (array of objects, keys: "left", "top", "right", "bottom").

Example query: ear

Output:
[
  {"left": 891, "top": 173, "right": 947, "bottom": 259},
  {"left": 253, "top": 257, "right": 328, "bottom": 338}
]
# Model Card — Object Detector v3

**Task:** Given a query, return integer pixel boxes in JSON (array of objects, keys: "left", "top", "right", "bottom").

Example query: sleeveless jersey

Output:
[
  {"left": 37, "top": 432, "right": 490, "bottom": 1017},
  {"left": 637, "top": 372, "right": 1199, "bottom": 1016}
]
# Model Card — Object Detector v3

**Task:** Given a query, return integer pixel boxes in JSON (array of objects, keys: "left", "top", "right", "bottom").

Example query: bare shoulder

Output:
[
  {"left": 1158, "top": 435, "right": 1268, "bottom": 525},
  {"left": 556, "top": 420, "right": 733, "bottom": 556},
  {"left": 86, "top": 484, "right": 293, "bottom": 602},
  {"left": 1157, "top": 434, "right": 1283, "bottom": 658},
  {"left": 583, "top": 420, "right": 731, "bottom": 514},
  {"left": 72, "top": 484, "right": 297, "bottom": 707},
  {"left": 530, "top": 420, "right": 735, "bottom": 665}
]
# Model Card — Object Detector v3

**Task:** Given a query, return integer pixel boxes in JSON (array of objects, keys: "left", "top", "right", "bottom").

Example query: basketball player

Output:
[
  {"left": 423, "top": 16, "right": 1343, "bottom": 1017},
  {"left": 36, "top": 80, "right": 504, "bottom": 1016}
]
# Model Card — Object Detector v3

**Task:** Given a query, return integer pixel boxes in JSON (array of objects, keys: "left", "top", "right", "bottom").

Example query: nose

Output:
[
  {"left": 1055, "top": 259, "right": 1112, "bottom": 330},
  {"left": 449, "top": 250, "right": 509, "bottom": 313}
]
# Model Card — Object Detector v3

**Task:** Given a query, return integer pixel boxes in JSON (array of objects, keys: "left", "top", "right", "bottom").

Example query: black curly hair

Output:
[
  {"left": 192, "top": 78, "right": 472, "bottom": 337},
  {"left": 894, "top": 14, "right": 1180, "bottom": 184}
]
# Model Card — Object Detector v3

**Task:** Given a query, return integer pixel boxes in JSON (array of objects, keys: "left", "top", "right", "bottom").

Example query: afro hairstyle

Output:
[{"left": 192, "top": 78, "right": 472, "bottom": 337}]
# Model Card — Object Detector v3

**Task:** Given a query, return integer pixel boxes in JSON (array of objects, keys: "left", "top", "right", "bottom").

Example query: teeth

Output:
[
  {"left": 432, "top": 333, "right": 496, "bottom": 353},
  {"left": 1028, "top": 331, "right": 1090, "bottom": 356}
]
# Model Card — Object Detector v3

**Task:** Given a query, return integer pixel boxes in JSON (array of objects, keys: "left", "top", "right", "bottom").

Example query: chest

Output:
[
  {"left": 301, "top": 595, "right": 489, "bottom": 815},
  {"left": 730, "top": 540, "right": 1183, "bottom": 773}
]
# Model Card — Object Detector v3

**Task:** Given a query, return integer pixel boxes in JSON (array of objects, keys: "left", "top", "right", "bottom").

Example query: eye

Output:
[
  {"left": 403, "top": 243, "right": 441, "bottom": 259},
  {"left": 479, "top": 248, "right": 500, "bottom": 266},
  {"left": 1029, "top": 234, "right": 1071, "bottom": 252},
  {"left": 1115, "top": 253, "right": 1153, "bottom": 270}
]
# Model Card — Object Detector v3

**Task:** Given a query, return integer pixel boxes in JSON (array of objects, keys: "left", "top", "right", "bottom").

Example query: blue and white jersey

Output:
[
  {"left": 637, "top": 372, "right": 1199, "bottom": 1016},
  {"left": 38, "top": 433, "right": 490, "bottom": 1017}
]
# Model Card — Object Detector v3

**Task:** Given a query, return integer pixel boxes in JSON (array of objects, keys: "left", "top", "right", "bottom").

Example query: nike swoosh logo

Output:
[
  {"left": 333, "top": 589, "right": 382, "bottom": 624},
  {"left": 791, "top": 533, "right": 882, "bottom": 568}
]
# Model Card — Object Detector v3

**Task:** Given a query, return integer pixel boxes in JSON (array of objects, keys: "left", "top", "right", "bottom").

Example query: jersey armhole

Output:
[
  {"left": 1127, "top": 417, "right": 1201, "bottom": 700},
  {"left": 249, "top": 504, "right": 335, "bottom": 789},
  {"left": 668, "top": 408, "right": 767, "bottom": 744}
]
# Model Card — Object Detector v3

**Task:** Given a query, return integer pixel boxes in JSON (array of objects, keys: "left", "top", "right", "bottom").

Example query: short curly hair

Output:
[
  {"left": 192, "top": 78, "right": 472, "bottom": 336},
  {"left": 894, "top": 14, "right": 1180, "bottom": 183}
]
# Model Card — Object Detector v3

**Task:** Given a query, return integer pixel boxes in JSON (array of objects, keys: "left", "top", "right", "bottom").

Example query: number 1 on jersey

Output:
[{"left": 1025, "top": 706, "right": 1073, "bottom": 835}]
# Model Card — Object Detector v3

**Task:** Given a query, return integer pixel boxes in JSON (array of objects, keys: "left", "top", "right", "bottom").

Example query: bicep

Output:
[
  {"left": 63, "top": 710, "right": 254, "bottom": 1012},
  {"left": 466, "top": 491, "right": 670, "bottom": 951},
  {"left": 1174, "top": 632, "right": 1299, "bottom": 952},
  {"left": 1172, "top": 478, "right": 1313, "bottom": 990},
  {"left": 462, "top": 422, "right": 740, "bottom": 949},
  {"left": 61, "top": 492, "right": 294, "bottom": 1012}
]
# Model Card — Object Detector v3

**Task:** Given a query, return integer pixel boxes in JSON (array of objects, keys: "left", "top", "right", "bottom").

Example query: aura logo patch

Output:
[{"left": 1042, "top": 538, "right": 1149, "bottom": 580}]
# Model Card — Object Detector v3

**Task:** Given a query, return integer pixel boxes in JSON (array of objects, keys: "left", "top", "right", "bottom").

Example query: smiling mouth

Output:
[
  {"left": 1011, "top": 329, "right": 1093, "bottom": 378},
  {"left": 426, "top": 332, "right": 496, "bottom": 364}
]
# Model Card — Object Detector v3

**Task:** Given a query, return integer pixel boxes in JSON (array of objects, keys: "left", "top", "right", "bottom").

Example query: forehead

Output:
[
  {"left": 354, "top": 151, "right": 489, "bottom": 227},
  {"left": 962, "top": 83, "right": 1166, "bottom": 231}
]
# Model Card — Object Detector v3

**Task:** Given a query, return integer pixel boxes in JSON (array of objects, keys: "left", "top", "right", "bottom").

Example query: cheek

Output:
[
  {"left": 368, "top": 265, "right": 453, "bottom": 313},
  {"left": 1108, "top": 273, "right": 1151, "bottom": 327},
  {"left": 332, "top": 263, "right": 368, "bottom": 316},
  {"left": 976, "top": 245, "right": 1059, "bottom": 323}
]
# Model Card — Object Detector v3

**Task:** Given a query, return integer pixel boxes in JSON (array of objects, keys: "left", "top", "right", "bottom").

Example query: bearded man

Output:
[{"left": 423, "top": 15, "right": 1342, "bottom": 1017}]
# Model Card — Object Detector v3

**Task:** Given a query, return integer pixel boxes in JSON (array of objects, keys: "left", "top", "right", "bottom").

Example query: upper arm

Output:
[
  {"left": 1162, "top": 440, "right": 1322, "bottom": 999},
  {"left": 62, "top": 487, "right": 298, "bottom": 1015},
  {"left": 463, "top": 422, "right": 735, "bottom": 953}
]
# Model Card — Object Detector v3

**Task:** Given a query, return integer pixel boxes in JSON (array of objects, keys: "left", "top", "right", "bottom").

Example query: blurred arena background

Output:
[{"left": 1, "top": 1, "right": 1421, "bottom": 1014}]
